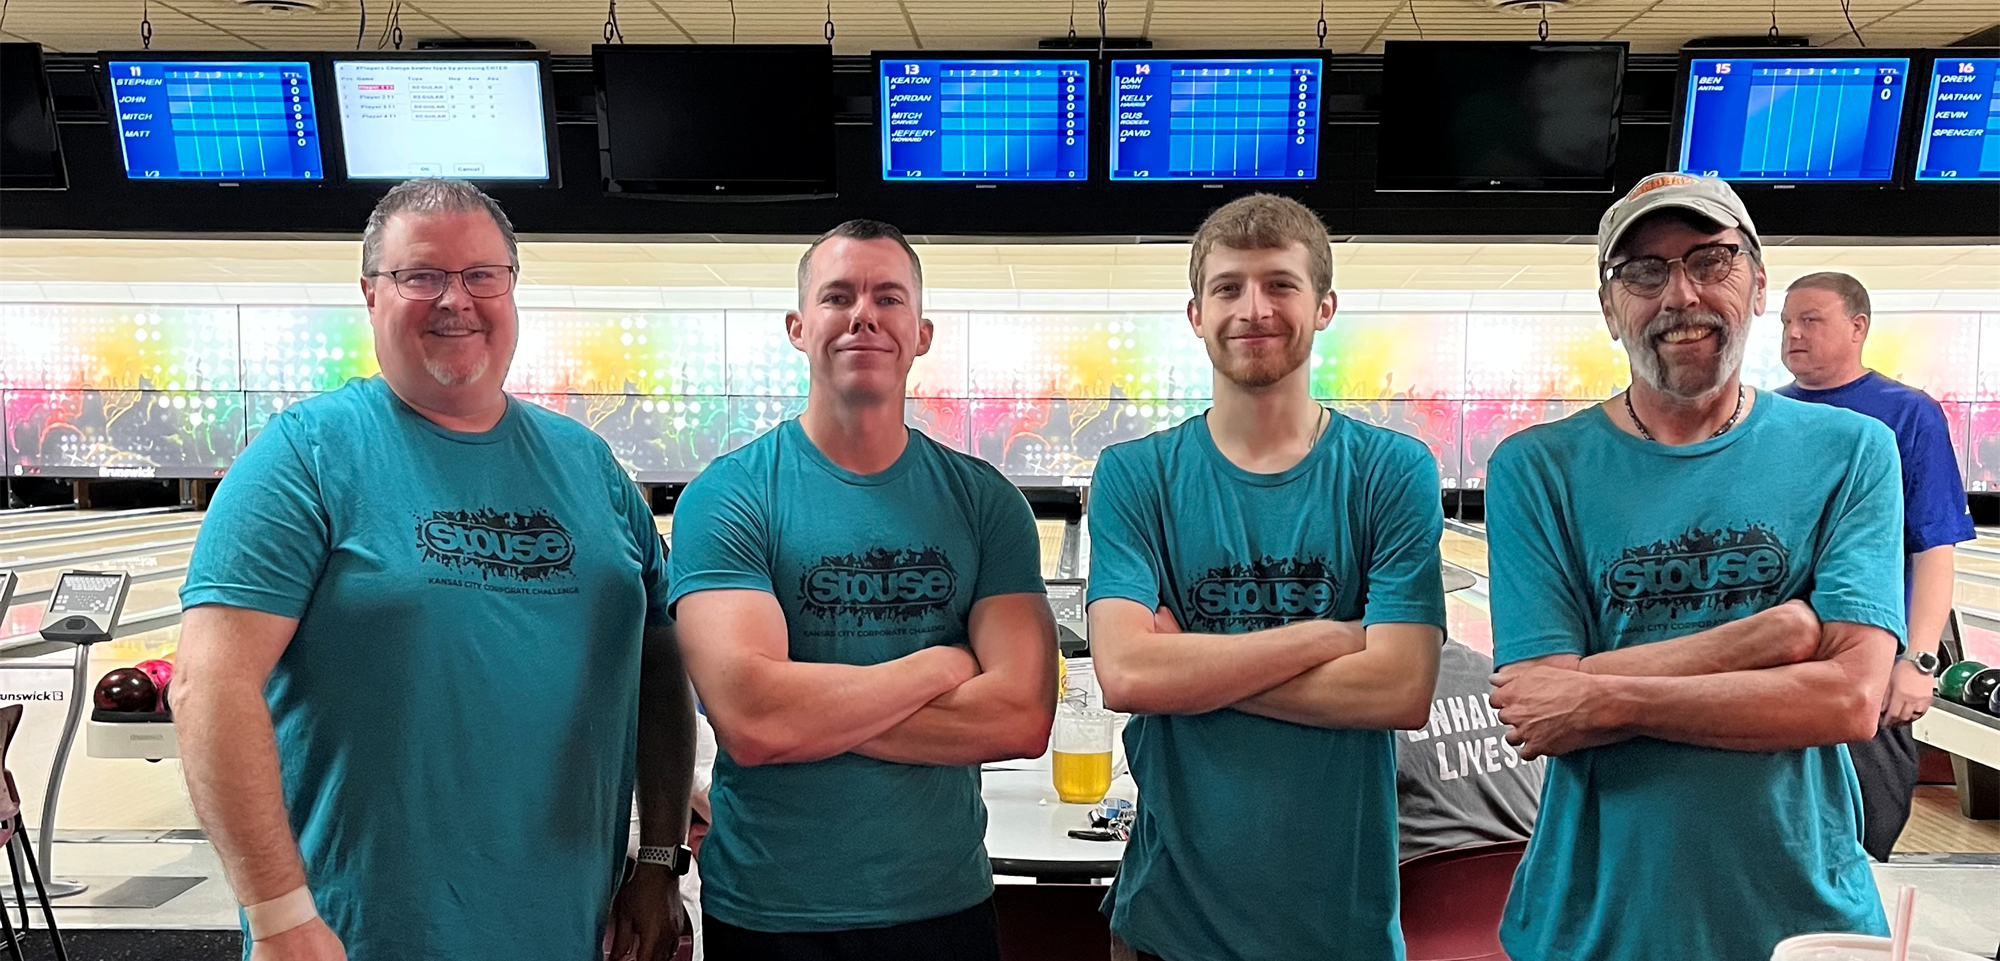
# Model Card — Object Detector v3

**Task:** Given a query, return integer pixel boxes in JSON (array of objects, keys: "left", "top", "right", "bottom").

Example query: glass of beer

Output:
[{"left": 1051, "top": 704, "right": 1115, "bottom": 804}]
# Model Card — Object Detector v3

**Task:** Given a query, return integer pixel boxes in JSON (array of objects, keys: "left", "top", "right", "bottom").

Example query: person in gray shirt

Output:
[{"left": 1395, "top": 639, "right": 1544, "bottom": 861}]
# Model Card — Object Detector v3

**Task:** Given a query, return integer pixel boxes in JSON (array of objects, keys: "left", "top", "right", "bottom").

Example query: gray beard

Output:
[
  {"left": 1625, "top": 309, "right": 1747, "bottom": 401},
  {"left": 424, "top": 353, "right": 489, "bottom": 388}
]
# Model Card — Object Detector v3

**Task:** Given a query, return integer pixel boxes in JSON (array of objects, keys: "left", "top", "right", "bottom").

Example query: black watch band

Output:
[{"left": 637, "top": 844, "right": 693, "bottom": 876}]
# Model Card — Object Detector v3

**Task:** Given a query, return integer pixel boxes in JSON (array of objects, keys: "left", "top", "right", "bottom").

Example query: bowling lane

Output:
[
  {"left": 1441, "top": 530, "right": 1487, "bottom": 578},
  {"left": 0, "top": 514, "right": 201, "bottom": 548},
  {"left": 0, "top": 508, "right": 187, "bottom": 539},
  {"left": 0, "top": 524, "right": 202, "bottom": 570},
  {"left": 10, "top": 547, "right": 193, "bottom": 599}
]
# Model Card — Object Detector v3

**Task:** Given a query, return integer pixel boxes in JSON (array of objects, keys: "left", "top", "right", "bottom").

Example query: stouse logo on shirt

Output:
[
  {"left": 800, "top": 546, "right": 958, "bottom": 622},
  {"left": 415, "top": 508, "right": 576, "bottom": 581},
  {"left": 1602, "top": 524, "right": 1789, "bottom": 614},
  {"left": 1185, "top": 556, "right": 1338, "bottom": 631}
]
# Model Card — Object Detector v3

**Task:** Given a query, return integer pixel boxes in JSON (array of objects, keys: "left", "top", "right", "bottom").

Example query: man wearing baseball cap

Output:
[{"left": 1485, "top": 173, "right": 1905, "bottom": 960}]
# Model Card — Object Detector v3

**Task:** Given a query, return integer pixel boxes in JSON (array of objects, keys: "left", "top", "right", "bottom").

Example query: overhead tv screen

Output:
[
  {"left": 1110, "top": 55, "right": 1323, "bottom": 181},
  {"left": 1, "top": 42, "right": 67, "bottom": 189},
  {"left": 595, "top": 44, "right": 835, "bottom": 197},
  {"left": 1677, "top": 54, "right": 1911, "bottom": 182},
  {"left": 1377, "top": 41, "right": 1626, "bottom": 192},
  {"left": 106, "top": 57, "right": 325, "bottom": 181},
  {"left": 880, "top": 56, "right": 1089, "bottom": 182},
  {"left": 333, "top": 57, "right": 554, "bottom": 181},
  {"left": 1914, "top": 55, "right": 1999, "bottom": 182}
]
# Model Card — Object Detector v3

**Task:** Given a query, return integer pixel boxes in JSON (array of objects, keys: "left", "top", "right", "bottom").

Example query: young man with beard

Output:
[
  {"left": 1486, "top": 174, "right": 1904, "bottom": 961},
  {"left": 666, "top": 219, "right": 1058, "bottom": 961},
  {"left": 1087, "top": 194, "right": 1446, "bottom": 961},
  {"left": 175, "top": 179, "right": 695, "bottom": 961},
  {"left": 1778, "top": 271, "right": 1973, "bottom": 861}
]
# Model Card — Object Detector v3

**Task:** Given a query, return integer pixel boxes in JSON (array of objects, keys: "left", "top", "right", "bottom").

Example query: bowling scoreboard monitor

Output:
[
  {"left": 40, "top": 570, "right": 131, "bottom": 643},
  {"left": 1675, "top": 51, "right": 1913, "bottom": 183},
  {"left": 879, "top": 55, "right": 1090, "bottom": 182},
  {"left": 105, "top": 53, "right": 326, "bottom": 181},
  {"left": 1110, "top": 54, "right": 1324, "bottom": 181},
  {"left": 332, "top": 53, "right": 558, "bottom": 183},
  {"left": 1915, "top": 55, "right": 2000, "bottom": 182}
]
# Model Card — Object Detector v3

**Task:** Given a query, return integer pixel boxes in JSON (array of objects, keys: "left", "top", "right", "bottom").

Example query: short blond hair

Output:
[{"left": 1188, "top": 194, "right": 1333, "bottom": 300}]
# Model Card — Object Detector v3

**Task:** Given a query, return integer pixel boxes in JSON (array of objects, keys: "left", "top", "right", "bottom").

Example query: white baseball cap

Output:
[{"left": 1597, "top": 173, "right": 1762, "bottom": 275}]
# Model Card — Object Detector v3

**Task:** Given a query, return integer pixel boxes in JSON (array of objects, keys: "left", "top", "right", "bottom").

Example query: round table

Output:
[{"left": 982, "top": 764, "right": 1136, "bottom": 883}]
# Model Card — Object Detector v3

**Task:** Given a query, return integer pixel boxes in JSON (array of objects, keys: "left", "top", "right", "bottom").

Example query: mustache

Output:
[{"left": 1641, "top": 309, "right": 1728, "bottom": 342}]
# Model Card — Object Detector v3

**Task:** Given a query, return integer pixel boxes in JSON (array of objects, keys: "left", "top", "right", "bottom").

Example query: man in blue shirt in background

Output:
[
  {"left": 1487, "top": 174, "right": 1904, "bottom": 961},
  {"left": 1088, "top": 193, "right": 1445, "bottom": 961},
  {"left": 174, "top": 179, "right": 695, "bottom": 961},
  {"left": 1779, "top": 270, "right": 1974, "bottom": 861}
]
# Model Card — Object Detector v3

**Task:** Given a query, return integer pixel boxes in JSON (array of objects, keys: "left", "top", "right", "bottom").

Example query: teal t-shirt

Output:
[
  {"left": 1085, "top": 411, "right": 1447, "bottom": 961},
  {"left": 180, "top": 376, "right": 669, "bottom": 961},
  {"left": 1487, "top": 392, "right": 1904, "bottom": 961},
  {"left": 665, "top": 418, "right": 1045, "bottom": 933}
]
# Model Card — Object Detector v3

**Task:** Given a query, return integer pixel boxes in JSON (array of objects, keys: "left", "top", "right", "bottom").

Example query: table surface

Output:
[{"left": 982, "top": 755, "right": 1136, "bottom": 871}]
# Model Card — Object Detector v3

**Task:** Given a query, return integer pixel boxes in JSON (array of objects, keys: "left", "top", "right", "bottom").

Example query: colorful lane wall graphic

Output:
[{"left": 2, "top": 302, "right": 1994, "bottom": 486}]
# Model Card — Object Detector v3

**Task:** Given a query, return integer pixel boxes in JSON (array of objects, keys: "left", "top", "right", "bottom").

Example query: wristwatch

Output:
[
  {"left": 636, "top": 844, "right": 693, "bottom": 876},
  {"left": 1899, "top": 651, "right": 1941, "bottom": 676}
]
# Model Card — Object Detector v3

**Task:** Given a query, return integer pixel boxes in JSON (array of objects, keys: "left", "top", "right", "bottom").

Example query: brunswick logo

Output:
[
  {"left": 415, "top": 508, "right": 576, "bottom": 581},
  {"left": 1187, "top": 556, "right": 1337, "bottom": 631},
  {"left": 800, "top": 546, "right": 958, "bottom": 622},
  {"left": 1603, "top": 524, "right": 1789, "bottom": 614}
]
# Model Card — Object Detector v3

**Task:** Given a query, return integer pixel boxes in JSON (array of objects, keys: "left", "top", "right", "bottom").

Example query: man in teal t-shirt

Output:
[
  {"left": 175, "top": 180, "right": 692, "bottom": 961},
  {"left": 667, "top": 219, "right": 1057, "bottom": 961},
  {"left": 1487, "top": 174, "right": 1903, "bottom": 961},
  {"left": 1087, "top": 194, "right": 1446, "bottom": 961}
]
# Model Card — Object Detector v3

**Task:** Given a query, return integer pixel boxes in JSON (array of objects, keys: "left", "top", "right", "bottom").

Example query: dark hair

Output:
[
  {"left": 361, "top": 178, "right": 517, "bottom": 277},
  {"left": 1189, "top": 193, "right": 1333, "bottom": 300},
  {"left": 1787, "top": 271, "right": 1871, "bottom": 319},
  {"left": 796, "top": 219, "right": 923, "bottom": 303}
]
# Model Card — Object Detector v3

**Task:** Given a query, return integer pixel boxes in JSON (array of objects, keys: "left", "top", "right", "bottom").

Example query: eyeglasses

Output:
[
  {"left": 370, "top": 265, "right": 517, "bottom": 301},
  {"left": 1603, "top": 243, "right": 1744, "bottom": 295}
]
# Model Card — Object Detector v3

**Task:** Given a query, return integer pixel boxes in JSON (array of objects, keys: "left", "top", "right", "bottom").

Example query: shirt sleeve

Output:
[
  {"left": 1486, "top": 438, "right": 1594, "bottom": 667},
  {"left": 1899, "top": 399, "right": 1974, "bottom": 554},
  {"left": 613, "top": 458, "right": 672, "bottom": 628},
  {"left": 972, "top": 470, "right": 1047, "bottom": 600},
  {"left": 665, "top": 460, "right": 774, "bottom": 613},
  {"left": 1811, "top": 420, "right": 1908, "bottom": 645},
  {"left": 1362, "top": 440, "right": 1447, "bottom": 630},
  {"left": 1083, "top": 444, "right": 1167, "bottom": 611},
  {"left": 179, "top": 412, "right": 331, "bottom": 620}
]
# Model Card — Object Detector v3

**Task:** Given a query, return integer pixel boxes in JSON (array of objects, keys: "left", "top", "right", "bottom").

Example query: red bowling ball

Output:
[
  {"left": 94, "top": 668, "right": 158, "bottom": 713},
  {"left": 134, "top": 659, "right": 174, "bottom": 700}
]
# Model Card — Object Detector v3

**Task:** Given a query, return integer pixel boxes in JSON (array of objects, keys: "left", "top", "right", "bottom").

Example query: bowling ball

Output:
[
  {"left": 1939, "top": 661, "right": 1986, "bottom": 702},
  {"left": 134, "top": 659, "right": 174, "bottom": 700},
  {"left": 1989, "top": 681, "right": 2000, "bottom": 717},
  {"left": 158, "top": 679, "right": 172, "bottom": 715},
  {"left": 93, "top": 668, "right": 157, "bottom": 713},
  {"left": 1961, "top": 668, "right": 2000, "bottom": 710}
]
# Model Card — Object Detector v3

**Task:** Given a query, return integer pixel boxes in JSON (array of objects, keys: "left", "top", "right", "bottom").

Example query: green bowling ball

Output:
[
  {"left": 1938, "top": 661, "right": 1987, "bottom": 702},
  {"left": 1960, "top": 668, "right": 2000, "bottom": 710}
]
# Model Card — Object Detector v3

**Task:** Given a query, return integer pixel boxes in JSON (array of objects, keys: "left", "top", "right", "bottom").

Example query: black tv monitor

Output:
[
  {"left": 1912, "top": 51, "right": 1999, "bottom": 183},
  {"left": 595, "top": 44, "right": 836, "bottom": 199},
  {"left": 1109, "top": 53, "right": 1325, "bottom": 182},
  {"left": 1, "top": 42, "right": 68, "bottom": 190},
  {"left": 1378, "top": 41, "right": 1627, "bottom": 192},
  {"left": 330, "top": 51, "right": 559, "bottom": 184}
]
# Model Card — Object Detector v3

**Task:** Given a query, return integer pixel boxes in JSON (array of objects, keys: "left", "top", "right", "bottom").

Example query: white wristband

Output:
[{"left": 244, "top": 885, "right": 318, "bottom": 941}]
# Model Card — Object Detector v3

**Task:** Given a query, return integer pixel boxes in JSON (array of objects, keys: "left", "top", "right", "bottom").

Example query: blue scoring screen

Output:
[
  {"left": 880, "top": 58, "right": 1089, "bottom": 181},
  {"left": 108, "top": 59, "right": 324, "bottom": 180},
  {"left": 1111, "top": 57, "right": 1321, "bottom": 181},
  {"left": 1678, "top": 56, "right": 1909, "bottom": 182},
  {"left": 1916, "top": 56, "right": 1999, "bottom": 182}
]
